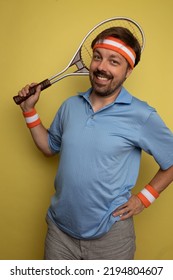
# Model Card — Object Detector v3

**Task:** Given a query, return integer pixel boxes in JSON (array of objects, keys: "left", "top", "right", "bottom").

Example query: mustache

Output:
[{"left": 93, "top": 70, "right": 113, "bottom": 80}]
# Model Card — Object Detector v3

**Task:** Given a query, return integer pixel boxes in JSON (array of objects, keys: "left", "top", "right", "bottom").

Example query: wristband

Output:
[
  {"left": 23, "top": 108, "right": 41, "bottom": 128},
  {"left": 137, "top": 185, "right": 160, "bottom": 208}
]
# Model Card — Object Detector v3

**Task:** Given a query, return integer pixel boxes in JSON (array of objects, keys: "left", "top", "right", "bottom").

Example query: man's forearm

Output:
[
  {"left": 149, "top": 165, "right": 173, "bottom": 193},
  {"left": 29, "top": 124, "right": 53, "bottom": 157}
]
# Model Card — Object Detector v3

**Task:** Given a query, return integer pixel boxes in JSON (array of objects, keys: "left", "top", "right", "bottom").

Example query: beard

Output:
[{"left": 89, "top": 69, "right": 127, "bottom": 97}]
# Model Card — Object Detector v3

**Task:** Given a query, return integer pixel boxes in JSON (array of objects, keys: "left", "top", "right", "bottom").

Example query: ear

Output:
[{"left": 125, "top": 66, "right": 133, "bottom": 79}]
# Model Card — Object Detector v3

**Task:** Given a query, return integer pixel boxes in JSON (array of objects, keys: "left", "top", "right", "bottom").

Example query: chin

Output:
[{"left": 95, "top": 90, "right": 113, "bottom": 97}]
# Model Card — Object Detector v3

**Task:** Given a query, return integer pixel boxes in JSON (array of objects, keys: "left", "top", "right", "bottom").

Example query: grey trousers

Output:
[{"left": 44, "top": 216, "right": 136, "bottom": 260}]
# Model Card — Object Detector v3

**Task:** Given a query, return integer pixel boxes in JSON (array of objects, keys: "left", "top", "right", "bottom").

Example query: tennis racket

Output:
[{"left": 13, "top": 16, "right": 145, "bottom": 105}]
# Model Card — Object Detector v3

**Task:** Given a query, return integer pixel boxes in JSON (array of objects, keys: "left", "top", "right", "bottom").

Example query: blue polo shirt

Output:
[{"left": 47, "top": 87, "right": 173, "bottom": 239}]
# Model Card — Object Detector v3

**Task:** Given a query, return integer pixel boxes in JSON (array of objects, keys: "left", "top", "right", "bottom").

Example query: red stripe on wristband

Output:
[
  {"left": 137, "top": 192, "right": 151, "bottom": 208},
  {"left": 26, "top": 118, "right": 41, "bottom": 128},
  {"left": 23, "top": 108, "right": 37, "bottom": 117},
  {"left": 145, "top": 185, "right": 159, "bottom": 198}
]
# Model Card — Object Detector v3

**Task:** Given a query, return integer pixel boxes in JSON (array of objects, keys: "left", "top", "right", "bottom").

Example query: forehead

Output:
[{"left": 93, "top": 48, "right": 126, "bottom": 60}]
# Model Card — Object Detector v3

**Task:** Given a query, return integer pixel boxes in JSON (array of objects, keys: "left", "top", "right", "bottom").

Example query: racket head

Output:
[{"left": 80, "top": 17, "right": 145, "bottom": 71}]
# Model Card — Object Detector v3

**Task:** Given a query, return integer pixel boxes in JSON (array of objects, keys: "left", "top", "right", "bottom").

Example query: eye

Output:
[
  {"left": 110, "top": 59, "right": 120, "bottom": 66},
  {"left": 92, "top": 53, "right": 102, "bottom": 61}
]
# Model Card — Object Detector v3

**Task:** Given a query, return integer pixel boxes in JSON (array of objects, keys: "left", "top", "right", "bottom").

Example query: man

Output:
[{"left": 18, "top": 27, "right": 173, "bottom": 260}]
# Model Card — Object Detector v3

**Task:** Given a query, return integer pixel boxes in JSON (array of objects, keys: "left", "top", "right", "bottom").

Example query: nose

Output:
[{"left": 97, "top": 59, "right": 107, "bottom": 72}]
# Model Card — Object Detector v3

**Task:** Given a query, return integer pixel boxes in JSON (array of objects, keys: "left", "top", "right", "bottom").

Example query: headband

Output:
[{"left": 93, "top": 36, "right": 136, "bottom": 68}]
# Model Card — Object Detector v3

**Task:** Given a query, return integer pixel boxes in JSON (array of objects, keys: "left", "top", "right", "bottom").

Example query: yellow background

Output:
[{"left": 0, "top": 0, "right": 173, "bottom": 260}]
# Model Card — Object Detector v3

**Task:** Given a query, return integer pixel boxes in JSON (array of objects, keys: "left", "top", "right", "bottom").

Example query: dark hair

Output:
[{"left": 91, "top": 27, "right": 141, "bottom": 67}]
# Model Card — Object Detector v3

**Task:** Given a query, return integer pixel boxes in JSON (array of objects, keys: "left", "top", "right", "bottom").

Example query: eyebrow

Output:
[{"left": 93, "top": 49, "right": 124, "bottom": 60}]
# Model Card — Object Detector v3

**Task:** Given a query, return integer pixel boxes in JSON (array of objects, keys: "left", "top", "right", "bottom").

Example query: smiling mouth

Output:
[{"left": 94, "top": 70, "right": 112, "bottom": 81}]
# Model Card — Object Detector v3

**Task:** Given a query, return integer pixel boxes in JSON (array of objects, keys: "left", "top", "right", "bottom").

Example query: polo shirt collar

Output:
[
  {"left": 115, "top": 87, "right": 132, "bottom": 104},
  {"left": 79, "top": 87, "right": 132, "bottom": 105}
]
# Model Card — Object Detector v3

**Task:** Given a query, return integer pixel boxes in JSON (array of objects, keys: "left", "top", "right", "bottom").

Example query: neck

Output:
[{"left": 90, "top": 89, "right": 121, "bottom": 112}]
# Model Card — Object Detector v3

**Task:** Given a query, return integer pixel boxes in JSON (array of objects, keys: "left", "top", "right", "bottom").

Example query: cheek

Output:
[{"left": 89, "top": 60, "right": 96, "bottom": 71}]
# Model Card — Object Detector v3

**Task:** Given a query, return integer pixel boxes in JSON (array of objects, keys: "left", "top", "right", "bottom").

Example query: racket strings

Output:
[{"left": 80, "top": 18, "right": 144, "bottom": 70}]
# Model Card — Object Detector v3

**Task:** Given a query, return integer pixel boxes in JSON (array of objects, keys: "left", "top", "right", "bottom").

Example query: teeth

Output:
[
  {"left": 99, "top": 77, "right": 108, "bottom": 80},
  {"left": 97, "top": 75, "right": 108, "bottom": 80}
]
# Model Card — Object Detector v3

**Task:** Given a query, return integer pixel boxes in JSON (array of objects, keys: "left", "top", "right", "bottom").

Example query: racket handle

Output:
[{"left": 13, "top": 79, "right": 51, "bottom": 105}]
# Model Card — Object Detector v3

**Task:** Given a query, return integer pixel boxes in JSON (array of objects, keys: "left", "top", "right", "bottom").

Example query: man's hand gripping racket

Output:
[{"left": 13, "top": 17, "right": 145, "bottom": 105}]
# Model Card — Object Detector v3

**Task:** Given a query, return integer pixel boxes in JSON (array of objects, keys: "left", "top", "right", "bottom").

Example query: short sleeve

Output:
[
  {"left": 48, "top": 107, "right": 63, "bottom": 153},
  {"left": 138, "top": 112, "right": 173, "bottom": 170}
]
